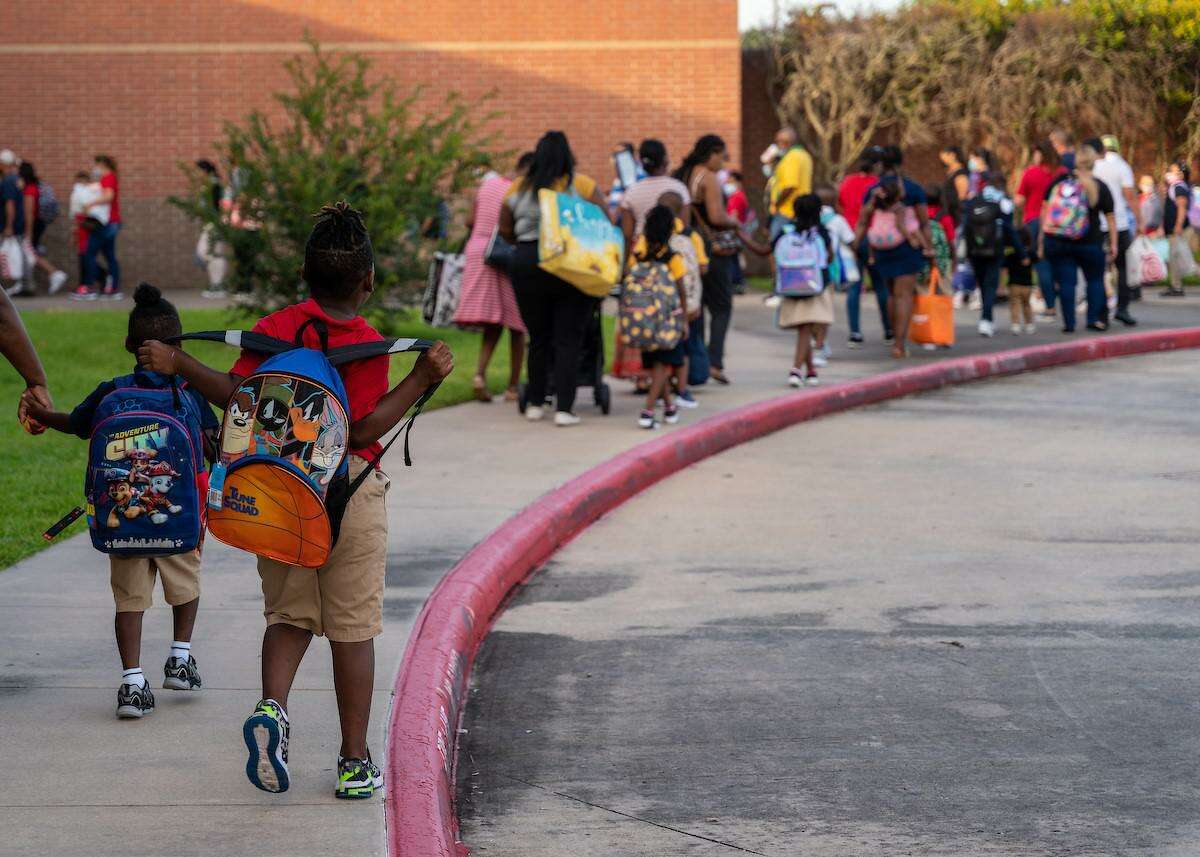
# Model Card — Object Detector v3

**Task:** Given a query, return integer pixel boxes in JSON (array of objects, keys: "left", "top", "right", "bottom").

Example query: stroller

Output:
[{"left": 516, "top": 299, "right": 612, "bottom": 416}]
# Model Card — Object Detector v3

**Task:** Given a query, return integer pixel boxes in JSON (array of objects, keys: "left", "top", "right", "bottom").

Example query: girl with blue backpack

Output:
[{"left": 774, "top": 193, "right": 834, "bottom": 387}]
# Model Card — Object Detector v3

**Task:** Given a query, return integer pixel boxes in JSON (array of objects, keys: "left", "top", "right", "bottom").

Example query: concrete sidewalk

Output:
[
  {"left": 460, "top": 350, "right": 1200, "bottom": 856},
  {"left": 2, "top": 292, "right": 1199, "bottom": 856}
]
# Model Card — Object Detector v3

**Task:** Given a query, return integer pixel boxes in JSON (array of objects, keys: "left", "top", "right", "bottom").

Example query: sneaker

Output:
[
  {"left": 921, "top": 343, "right": 938, "bottom": 351},
  {"left": 163, "top": 655, "right": 202, "bottom": 691},
  {"left": 764, "top": 294, "right": 782, "bottom": 308},
  {"left": 48, "top": 270, "right": 69, "bottom": 295},
  {"left": 1024, "top": 323, "right": 1037, "bottom": 334},
  {"left": 116, "top": 682, "right": 155, "bottom": 719},
  {"left": 675, "top": 390, "right": 699, "bottom": 409},
  {"left": 952, "top": 291, "right": 965, "bottom": 309},
  {"left": 663, "top": 406, "right": 680, "bottom": 425},
  {"left": 637, "top": 409, "right": 658, "bottom": 429},
  {"left": 883, "top": 331, "right": 895, "bottom": 344},
  {"left": 804, "top": 373, "right": 820, "bottom": 387},
  {"left": 201, "top": 287, "right": 227, "bottom": 300},
  {"left": 243, "top": 699, "right": 291, "bottom": 793},
  {"left": 3, "top": 281, "right": 28, "bottom": 298},
  {"left": 819, "top": 342, "right": 832, "bottom": 361},
  {"left": 811, "top": 352, "right": 828, "bottom": 368},
  {"left": 554, "top": 411, "right": 581, "bottom": 427},
  {"left": 1113, "top": 310, "right": 1137, "bottom": 327},
  {"left": 977, "top": 319, "right": 995, "bottom": 337},
  {"left": 847, "top": 332, "right": 864, "bottom": 349},
  {"left": 1161, "top": 288, "right": 1186, "bottom": 298},
  {"left": 968, "top": 294, "right": 982, "bottom": 311},
  {"left": 69, "top": 285, "right": 97, "bottom": 301},
  {"left": 336, "top": 753, "right": 384, "bottom": 800},
  {"left": 101, "top": 284, "right": 123, "bottom": 300},
  {"left": 1040, "top": 308, "right": 1058, "bottom": 319},
  {"left": 1010, "top": 323, "right": 1022, "bottom": 335},
  {"left": 524, "top": 405, "right": 544, "bottom": 422},
  {"left": 787, "top": 370, "right": 804, "bottom": 388}
]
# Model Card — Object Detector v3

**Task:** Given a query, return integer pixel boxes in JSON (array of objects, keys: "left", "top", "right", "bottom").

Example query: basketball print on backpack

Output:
[{"left": 177, "top": 326, "right": 438, "bottom": 569}]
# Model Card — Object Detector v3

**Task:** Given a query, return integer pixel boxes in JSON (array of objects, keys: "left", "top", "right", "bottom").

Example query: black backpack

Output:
[{"left": 964, "top": 198, "right": 1003, "bottom": 259}]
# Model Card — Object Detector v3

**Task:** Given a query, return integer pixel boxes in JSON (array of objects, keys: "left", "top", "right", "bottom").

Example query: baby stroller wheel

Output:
[
  {"left": 517, "top": 383, "right": 528, "bottom": 414},
  {"left": 595, "top": 382, "right": 611, "bottom": 415}
]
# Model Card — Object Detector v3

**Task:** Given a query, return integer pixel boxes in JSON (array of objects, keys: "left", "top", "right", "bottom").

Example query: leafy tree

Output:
[{"left": 172, "top": 39, "right": 499, "bottom": 329}]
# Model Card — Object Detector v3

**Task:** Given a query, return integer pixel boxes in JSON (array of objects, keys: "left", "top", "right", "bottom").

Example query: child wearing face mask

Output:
[{"left": 725, "top": 171, "right": 754, "bottom": 294}]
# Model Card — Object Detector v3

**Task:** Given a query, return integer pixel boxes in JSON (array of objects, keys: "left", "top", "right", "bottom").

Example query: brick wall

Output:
[{"left": 1, "top": 0, "right": 740, "bottom": 290}]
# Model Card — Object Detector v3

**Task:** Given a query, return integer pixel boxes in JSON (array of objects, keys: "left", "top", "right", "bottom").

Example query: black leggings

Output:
[
  {"left": 510, "top": 242, "right": 595, "bottom": 414},
  {"left": 702, "top": 253, "right": 735, "bottom": 369}
]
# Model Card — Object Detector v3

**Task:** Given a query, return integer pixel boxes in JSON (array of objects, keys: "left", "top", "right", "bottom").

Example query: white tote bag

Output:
[{"left": 0, "top": 236, "right": 26, "bottom": 281}]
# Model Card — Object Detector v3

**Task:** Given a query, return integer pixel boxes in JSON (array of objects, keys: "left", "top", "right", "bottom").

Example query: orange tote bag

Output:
[{"left": 910, "top": 266, "right": 955, "bottom": 347}]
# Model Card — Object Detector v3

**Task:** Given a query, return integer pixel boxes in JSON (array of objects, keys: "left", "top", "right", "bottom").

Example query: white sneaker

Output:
[
  {"left": 1024, "top": 323, "right": 1037, "bottom": 335},
  {"left": 922, "top": 343, "right": 937, "bottom": 351},
  {"left": 969, "top": 294, "right": 983, "bottom": 311},
  {"left": 48, "top": 270, "right": 69, "bottom": 294},
  {"left": 1010, "top": 323, "right": 1022, "bottom": 335},
  {"left": 4, "top": 281, "right": 27, "bottom": 297},
  {"left": 819, "top": 343, "right": 832, "bottom": 361},
  {"left": 804, "top": 374, "right": 821, "bottom": 387},
  {"left": 788, "top": 370, "right": 804, "bottom": 388},
  {"left": 637, "top": 410, "right": 658, "bottom": 429},
  {"left": 524, "top": 405, "right": 544, "bottom": 422},
  {"left": 201, "top": 288, "right": 227, "bottom": 300},
  {"left": 977, "top": 319, "right": 995, "bottom": 337},
  {"left": 811, "top": 352, "right": 828, "bottom": 368},
  {"left": 764, "top": 295, "right": 782, "bottom": 308},
  {"left": 554, "top": 411, "right": 581, "bottom": 427},
  {"left": 952, "top": 291, "right": 965, "bottom": 309}
]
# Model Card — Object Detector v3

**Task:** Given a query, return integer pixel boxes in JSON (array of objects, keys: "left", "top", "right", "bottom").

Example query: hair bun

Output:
[{"left": 133, "top": 282, "right": 162, "bottom": 307}]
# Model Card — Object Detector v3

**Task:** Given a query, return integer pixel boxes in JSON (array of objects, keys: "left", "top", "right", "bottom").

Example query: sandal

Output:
[
  {"left": 891, "top": 345, "right": 907, "bottom": 359},
  {"left": 472, "top": 375, "right": 493, "bottom": 403},
  {"left": 709, "top": 367, "right": 731, "bottom": 385},
  {"left": 503, "top": 386, "right": 519, "bottom": 402}
]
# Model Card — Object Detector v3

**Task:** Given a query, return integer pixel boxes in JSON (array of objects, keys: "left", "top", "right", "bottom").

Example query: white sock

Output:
[
  {"left": 122, "top": 667, "right": 146, "bottom": 688},
  {"left": 170, "top": 641, "right": 191, "bottom": 662}
]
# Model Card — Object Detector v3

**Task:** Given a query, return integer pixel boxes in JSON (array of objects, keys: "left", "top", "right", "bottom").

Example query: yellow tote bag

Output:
[{"left": 538, "top": 188, "right": 625, "bottom": 297}]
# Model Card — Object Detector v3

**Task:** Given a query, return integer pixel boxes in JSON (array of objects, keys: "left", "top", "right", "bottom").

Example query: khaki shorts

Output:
[
  {"left": 257, "top": 457, "right": 390, "bottom": 643},
  {"left": 110, "top": 551, "right": 202, "bottom": 613}
]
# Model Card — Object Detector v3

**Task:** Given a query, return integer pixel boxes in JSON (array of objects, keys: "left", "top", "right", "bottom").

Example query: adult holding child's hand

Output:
[{"left": 2, "top": 288, "right": 51, "bottom": 433}]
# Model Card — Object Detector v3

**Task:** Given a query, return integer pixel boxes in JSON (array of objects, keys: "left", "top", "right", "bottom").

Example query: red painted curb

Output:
[{"left": 384, "top": 327, "right": 1200, "bottom": 856}]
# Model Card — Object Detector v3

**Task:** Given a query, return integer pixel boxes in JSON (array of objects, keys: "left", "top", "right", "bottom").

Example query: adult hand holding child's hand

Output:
[
  {"left": 136, "top": 339, "right": 179, "bottom": 375},
  {"left": 18, "top": 385, "right": 50, "bottom": 434}
]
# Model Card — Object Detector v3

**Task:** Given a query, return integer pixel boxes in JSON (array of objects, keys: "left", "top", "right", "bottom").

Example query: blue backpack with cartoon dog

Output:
[
  {"left": 84, "top": 374, "right": 208, "bottom": 556},
  {"left": 174, "top": 323, "right": 438, "bottom": 570}
]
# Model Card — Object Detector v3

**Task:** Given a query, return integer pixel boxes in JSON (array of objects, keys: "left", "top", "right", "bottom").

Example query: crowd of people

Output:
[{"left": 0, "top": 149, "right": 122, "bottom": 301}]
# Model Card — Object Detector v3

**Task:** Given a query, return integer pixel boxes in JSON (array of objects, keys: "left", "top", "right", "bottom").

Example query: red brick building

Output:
[{"left": 2, "top": 1, "right": 740, "bottom": 290}]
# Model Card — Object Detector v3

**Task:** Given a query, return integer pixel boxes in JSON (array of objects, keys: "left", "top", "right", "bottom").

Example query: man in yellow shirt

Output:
[{"left": 768, "top": 127, "right": 813, "bottom": 241}]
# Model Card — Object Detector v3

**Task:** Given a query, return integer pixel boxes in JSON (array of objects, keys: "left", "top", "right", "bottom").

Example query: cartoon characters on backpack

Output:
[
  {"left": 222, "top": 388, "right": 256, "bottom": 461},
  {"left": 125, "top": 448, "right": 158, "bottom": 485},
  {"left": 139, "top": 462, "right": 183, "bottom": 524},
  {"left": 254, "top": 381, "right": 293, "bottom": 456},
  {"left": 105, "top": 474, "right": 145, "bottom": 528},
  {"left": 280, "top": 388, "right": 327, "bottom": 462},
  {"left": 310, "top": 408, "right": 347, "bottom": 486}
]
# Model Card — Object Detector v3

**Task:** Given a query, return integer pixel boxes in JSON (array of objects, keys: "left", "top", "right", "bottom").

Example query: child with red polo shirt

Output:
[{"left": 138, "top": 203, "right": 453, "bottom": 799}]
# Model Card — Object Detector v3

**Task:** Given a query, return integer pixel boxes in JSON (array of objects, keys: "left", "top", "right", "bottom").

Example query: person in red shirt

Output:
[
  {"left": 837, "top": 149, "right": 879, "bottom": 239},
  {"left": 838, "top": 147, "right": 885, "bottom": 344},
  {"left": 1015, "top": 141, "right": 1060, "bottom": 315},
  {"left": 139, "top": 202, "right": 453, "bottom": 799},
  {"left": 11, "top": 162, "right": 69, "bottom": 296},
  {"left": 75, "top": 154, "right": 123, "bottom": 300},
  {"left": 924, "top": 185, "right": 956, "bottom": 244}
]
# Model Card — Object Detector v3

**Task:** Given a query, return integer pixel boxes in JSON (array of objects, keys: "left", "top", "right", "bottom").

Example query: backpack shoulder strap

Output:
[
  {"left": 172, "top": 330, "right": 298, "bottom": 356},
  {"left": 324, "top": 337, "right": 436, "bottom": 367}
]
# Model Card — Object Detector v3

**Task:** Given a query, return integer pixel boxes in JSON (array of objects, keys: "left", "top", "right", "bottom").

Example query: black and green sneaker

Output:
[
  {"left": 243, "top": 698, "right": 290, "bottom": 793},
  {"left": 335, "top": 752, "right": 383, "bottom": 800}
]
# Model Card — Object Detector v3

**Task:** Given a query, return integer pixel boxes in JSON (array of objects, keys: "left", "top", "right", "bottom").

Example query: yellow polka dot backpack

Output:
[{"left": 619, "top": 258, "right": 684, "bottom": 351}]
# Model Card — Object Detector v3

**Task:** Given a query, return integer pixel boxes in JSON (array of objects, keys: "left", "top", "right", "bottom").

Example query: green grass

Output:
[{"left": 0, "top": 305, "right": 561, "bottom": 569}]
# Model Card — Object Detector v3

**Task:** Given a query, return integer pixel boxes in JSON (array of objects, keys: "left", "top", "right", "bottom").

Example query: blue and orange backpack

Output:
[{"left": 175, "top": 322, "right": 437, "bottom": 569}]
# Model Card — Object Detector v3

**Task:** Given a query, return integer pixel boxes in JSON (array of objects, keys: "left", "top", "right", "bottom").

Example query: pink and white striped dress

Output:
[{"left": 453, "top": 174, "right": 527, "bottom": 333}]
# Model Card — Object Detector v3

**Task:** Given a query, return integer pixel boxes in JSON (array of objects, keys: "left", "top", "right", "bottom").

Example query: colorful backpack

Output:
[
  {"left": 176, "top": 325, "right": 437, "bottom": 569},
  {"left": 774, "top": 225, "right": 828, "bottom": 297},
  {"left": 867, "top": 206, "right": 918, "bottom": 251},
  {"left": 1189, "top": 185, "right": 1200, "bottom": 229},
  {"left": 619, "top": 259, "right": 684, "bottom": 351},
  {"left": 37, "top": 183, "right": 60, "bottom": 225},
  {"left": 1043, "top": 179, "right": 1089, "bottom": 239},
  {"left": 85, "top": 375, "right": 209, "bottom": 556}
]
